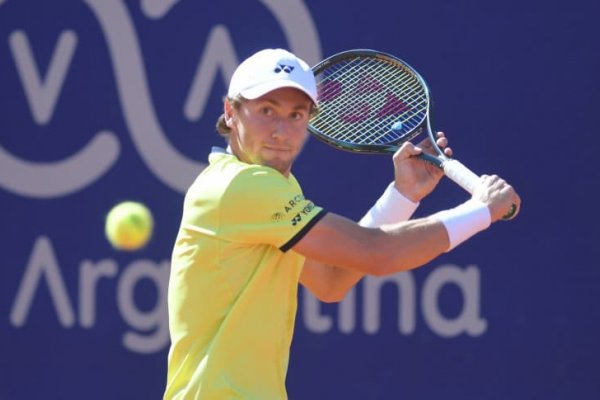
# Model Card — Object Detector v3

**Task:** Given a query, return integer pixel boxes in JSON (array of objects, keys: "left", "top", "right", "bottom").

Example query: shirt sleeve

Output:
[{"left": 217, "top": 167, "right": 325, "bottom": 251}]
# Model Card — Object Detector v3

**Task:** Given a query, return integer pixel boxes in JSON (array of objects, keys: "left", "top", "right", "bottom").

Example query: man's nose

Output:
[{"left": 272, "top": 117, "right": 288, "bottom": 137}]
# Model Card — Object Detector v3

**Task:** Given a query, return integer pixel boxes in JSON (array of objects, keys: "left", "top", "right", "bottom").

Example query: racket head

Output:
[{"left": 308, "top": 49, "right": 433, "bottom": 154}]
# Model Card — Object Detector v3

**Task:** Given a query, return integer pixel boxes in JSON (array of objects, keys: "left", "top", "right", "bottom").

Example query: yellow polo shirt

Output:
[{"left": 164, "top": 148, "right": 325, "bottom": 400}]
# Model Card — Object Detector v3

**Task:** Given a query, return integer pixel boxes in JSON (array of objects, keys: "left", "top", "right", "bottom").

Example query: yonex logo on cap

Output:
[{"left": 274, "top": 64, "right": 295, "bottom": 74}]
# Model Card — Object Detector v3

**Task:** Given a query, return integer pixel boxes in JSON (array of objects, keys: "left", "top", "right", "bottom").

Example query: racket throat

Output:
[{"left": 417, "top": 152, "right": 444, "bottom": 168}]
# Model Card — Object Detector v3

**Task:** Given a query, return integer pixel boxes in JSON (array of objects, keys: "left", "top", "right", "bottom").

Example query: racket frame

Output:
[{"left": 309, "top": 49, "right": 445, "bottom": 166}]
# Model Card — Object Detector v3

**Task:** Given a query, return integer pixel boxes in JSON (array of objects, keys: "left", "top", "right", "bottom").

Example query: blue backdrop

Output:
[{"left": 1, "top": 1, "right": 599, "bottom": 399}]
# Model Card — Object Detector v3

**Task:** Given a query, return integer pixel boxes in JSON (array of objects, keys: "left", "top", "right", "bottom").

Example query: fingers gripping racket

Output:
[{"left": 308, "top": 49, "right": 516, "bottom": 220}]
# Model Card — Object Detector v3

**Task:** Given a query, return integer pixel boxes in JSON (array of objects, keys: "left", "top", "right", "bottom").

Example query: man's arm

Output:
[
  {"left": 297, "top": 211, "right": 450, "bottom": 289},
  {"left": 299, "top": 180, "right": 421, "bottom": 303},
  {"left": 298, "top": 133, "right": 450, "bottom": 303},
  {"left": 297, "top": 213, "right": 446, "bottom": 303},
  {"left": 296, "top": 144, "right": 520, "bottom": 302},
  {"left": 297, "top": 132, "right": 520, "bottom": 302}
]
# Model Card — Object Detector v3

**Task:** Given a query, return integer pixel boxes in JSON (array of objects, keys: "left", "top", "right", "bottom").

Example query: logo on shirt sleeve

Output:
[
  {"left": 291, "top": 202, "right": 316, "bottom": 226},
  {"left": 269, "top": 194, "right": 317, "bottom": 226}
]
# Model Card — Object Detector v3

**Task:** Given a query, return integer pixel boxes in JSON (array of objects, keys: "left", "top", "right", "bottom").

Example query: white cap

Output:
[{"left": 228, "top": 49, "right": 318, "bottom": 105}]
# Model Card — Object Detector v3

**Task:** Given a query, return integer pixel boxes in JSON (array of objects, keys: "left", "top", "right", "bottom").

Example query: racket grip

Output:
[
  {"left": 442, "top": 159, "right": 481, "bottom": 194},
  {"left": 444, "top": 159, "right": 518, "bottom": 221}
]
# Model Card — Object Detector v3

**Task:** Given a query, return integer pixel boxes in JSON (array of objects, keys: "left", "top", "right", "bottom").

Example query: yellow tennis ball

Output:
[{"left": 105, "top": 201, "right": 154, "bottom": 251}]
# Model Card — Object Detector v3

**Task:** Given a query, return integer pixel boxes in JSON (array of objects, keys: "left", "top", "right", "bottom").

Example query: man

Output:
[{"left": 164, "top": 48, "right": 520, "bottom": 399}]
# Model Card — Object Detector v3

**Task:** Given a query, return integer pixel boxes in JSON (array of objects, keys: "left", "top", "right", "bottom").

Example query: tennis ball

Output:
[{"left": 105, "top": 201, "right": 154, "bottom": 251}]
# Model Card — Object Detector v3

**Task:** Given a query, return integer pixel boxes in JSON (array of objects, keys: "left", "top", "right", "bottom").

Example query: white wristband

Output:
[
  {"left": 359, "top": 182, "right": 419, "bottom": 228},
  {"left": 432, "top": 200, "right": 491, "bottom": 251}
]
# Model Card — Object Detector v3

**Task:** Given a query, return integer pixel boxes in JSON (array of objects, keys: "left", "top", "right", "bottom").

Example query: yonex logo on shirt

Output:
[
  {"left": 291, "top": 202, "right": 316, "bottom": 226},
  {"left": 291, "top": 213, "right": 302, "bottom": 226}
]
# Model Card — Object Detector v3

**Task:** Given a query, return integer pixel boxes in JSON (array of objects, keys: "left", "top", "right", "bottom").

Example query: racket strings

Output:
[{"left": 312, "top": 57, "right": 428, "bottom": 145}]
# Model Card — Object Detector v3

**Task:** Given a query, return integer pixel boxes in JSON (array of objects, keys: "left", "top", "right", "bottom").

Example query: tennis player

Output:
[{"left": 163, "top": 48, "right": 520, "bottom": 399}]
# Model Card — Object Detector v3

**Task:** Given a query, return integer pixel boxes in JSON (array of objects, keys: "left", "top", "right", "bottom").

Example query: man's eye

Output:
[
  {"left": 291, "top": 112, "right": 305, "bottom": 121},
  {"left": 261, "top": 107, "right": 273, "bottom": 116}
]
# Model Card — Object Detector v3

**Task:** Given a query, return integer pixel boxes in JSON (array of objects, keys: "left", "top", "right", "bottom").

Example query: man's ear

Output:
[{"left": 224, "top": 99, "right": 235, "bottom": 128}]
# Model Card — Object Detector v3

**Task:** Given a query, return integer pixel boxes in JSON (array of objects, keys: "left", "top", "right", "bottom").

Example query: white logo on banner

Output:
[
  {"left": 0, "top": 0, "right": 322, "bottom": 197},
  {"left": 303, "top": 265, "right": 487, "bottom": 337}
]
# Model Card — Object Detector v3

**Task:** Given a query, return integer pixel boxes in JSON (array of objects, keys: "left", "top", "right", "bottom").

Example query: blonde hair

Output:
[{"left": 215, "top": 96, "right": 243, "bottom": 138}]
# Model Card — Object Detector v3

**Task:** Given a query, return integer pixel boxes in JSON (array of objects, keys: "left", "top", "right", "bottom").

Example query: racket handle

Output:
[
  {"left": 442, "top": 159, "right": 481, "bottom": 194},
  {"left": 443, "top": 159, "right": 518, "bottom": 221}
]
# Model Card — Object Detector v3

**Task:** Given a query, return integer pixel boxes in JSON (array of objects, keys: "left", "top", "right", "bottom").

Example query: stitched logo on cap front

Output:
[{"left": 274, "top": 64, "right": 295, "bottom": 73}]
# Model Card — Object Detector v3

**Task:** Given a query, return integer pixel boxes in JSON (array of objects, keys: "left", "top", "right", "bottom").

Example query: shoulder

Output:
[{"left": 187, "top": 150, "right": 301, "bottom": 206}]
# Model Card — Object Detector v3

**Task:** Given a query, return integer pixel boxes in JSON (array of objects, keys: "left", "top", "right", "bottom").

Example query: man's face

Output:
[{"left": 226, "top": 87, "right": 313, "bottom": 177}]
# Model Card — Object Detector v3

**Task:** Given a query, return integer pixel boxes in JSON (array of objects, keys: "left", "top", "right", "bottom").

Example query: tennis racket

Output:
[{"left": 308, "top": 49, "right": 517, "bottom": 220}]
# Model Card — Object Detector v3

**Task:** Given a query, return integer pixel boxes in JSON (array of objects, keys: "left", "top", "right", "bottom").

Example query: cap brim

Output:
[{"left": 240, "top": 80, "right": 317, "bottom": 105}]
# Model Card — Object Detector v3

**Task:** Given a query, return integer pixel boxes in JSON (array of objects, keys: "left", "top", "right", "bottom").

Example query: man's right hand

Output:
[{"left": 473, "top": 175, "right": 521, "bottom": 222}]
